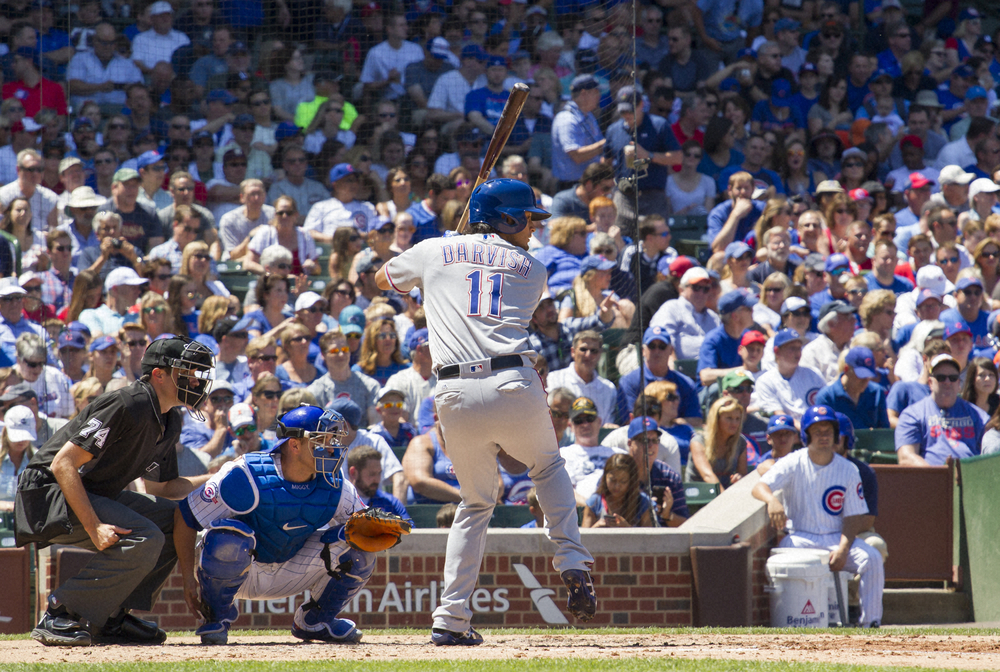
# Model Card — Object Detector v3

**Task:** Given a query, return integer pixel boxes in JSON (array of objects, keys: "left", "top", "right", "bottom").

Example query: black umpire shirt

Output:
[{"left": 24, "top": 379, "right": 183, "bottom": 498}]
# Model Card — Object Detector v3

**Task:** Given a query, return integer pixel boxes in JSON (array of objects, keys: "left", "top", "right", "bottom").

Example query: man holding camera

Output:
[{"left": 77, "top": 211, "right": 143, "bottom": 282}]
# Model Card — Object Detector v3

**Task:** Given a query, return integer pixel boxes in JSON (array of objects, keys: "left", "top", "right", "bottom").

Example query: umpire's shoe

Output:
[
  {"left": 31, "top": 597, "right": 92, "bottom": 647},
  {"left": 561, "top": 569, "right": 597, "bottom": 622},
  {"left": 98, "top": 609, "right": 167, "bottom": 644},
  {"left": 431, "top": 627, "right": 484, "bottom": 646}
]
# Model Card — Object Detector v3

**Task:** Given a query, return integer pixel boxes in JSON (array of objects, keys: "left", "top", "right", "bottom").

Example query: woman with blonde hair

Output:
[
  {"left": 581, "top": 453, "right": 653, "bottom": 528},
  {"left": 251, "top": 372, "right": 283, "bottom": 440},
  {"left": 686, "top": 396, "right": 747, "bottom": 489},
  {"left": 754, "top": 273, "right": 792, "bottom": 333},
  {"left": 328, "top": 226, "right": 364, "bottom": 281},
  {"left": 718, "top": 242, "right": 755, "bottom": 294},
  {"left": 181, "top": 240, "right": 230, "bottom": 300},
  {"left": 858, "top": 289, "right": 896, "bottom": 340},
  {"left": 559, "top": 255, "right": 632, "bottom": 328},
  {"left": 440, "top": 199, "right": 464, "bottom": 232},
  {"left": 275, "top": 322, "right": 320, "bottom": 390},
  {"left": 60, "top": 270, "right": 103, "bottom": 322},
  {"left": 747, "top": 197, "right": 792, "bottom": 253},
  {"left": 197, "top": 295, "right": 233, "bottom": 339},
  {"left": 945, "top": 10, "right": 982, "bottom": 65},
  {"left": 140, "top": 291, "right": 174, "bottom": 340},
  {"left": 823, "top": 194, "right": 857, "bottom": 252},
  {"left": 69, "top": 378, "right": 104, "bottom": 419},
  {"left": 353, "top": 317, "right": 408, "bottom": 386},
  {"left": 0, "top": 405, "right": 37, "bottom": 501},
  {"left": 535, "top": 217, "right": 589, "bottom": 294}
]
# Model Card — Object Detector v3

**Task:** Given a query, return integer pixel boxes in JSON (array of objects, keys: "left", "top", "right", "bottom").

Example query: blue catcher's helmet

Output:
[
  {"left": 275, "top": 405, "right": 349, "bottom": 487},
  {"left": 468, "top": 178, "right": 550, "bottom": 234},
  {"left": 799, "top": 405, "right": 839, "bottom": 447},
  {"left": 835, "top": 412, "right": 855, "bottom": 452}
]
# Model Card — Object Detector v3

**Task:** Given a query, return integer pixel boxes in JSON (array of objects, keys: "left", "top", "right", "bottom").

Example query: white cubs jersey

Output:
[
  {"left": 383, "top": 234, "right": 544, "bottom": 368},
  {"left": 760, "top": 449, "right": 868, "bottom": 536},
  {"left": 751, "top": 365, "right": 826, "bottom": 421}
]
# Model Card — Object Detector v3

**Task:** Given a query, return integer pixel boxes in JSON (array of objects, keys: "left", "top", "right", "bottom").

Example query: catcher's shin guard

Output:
[
  {"left": 196, "top": 520, "right": 255, "bottom": 642},
  {"left": 292, "top": 547, "right": 375, "bottom": 643}
]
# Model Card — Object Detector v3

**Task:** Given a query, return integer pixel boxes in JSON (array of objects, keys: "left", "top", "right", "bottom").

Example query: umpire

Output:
[{"left": 14, "top": 336, "right": 216, "bottom": 647}]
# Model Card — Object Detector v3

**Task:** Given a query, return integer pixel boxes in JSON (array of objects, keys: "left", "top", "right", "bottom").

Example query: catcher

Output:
[{"left": 175, "top": 405, "right": 410, "bottom": 645}]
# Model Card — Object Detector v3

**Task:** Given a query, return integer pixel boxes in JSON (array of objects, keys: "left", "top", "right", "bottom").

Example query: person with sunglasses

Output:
[
  {"left": 15, "top": 332, "right": 72, "bottom": 419},
  {"left": 381, "top": 327, "right": 435, "bottom": 419},
  {"left": 231, "top": 336, "right": 277, "bottom": 402},
  {"left": 896, "top": 352, "right": 989, "bottom": 466},
  {"left": 227, "top": 402, "right": 274, "bottom": 456},
  {"left": 181, "top": 379, "right": 237, "bottom": 461},
  {"left": 617, "top": 326, "right": 702, "bottom": 432},
  {"left": 941, "top": 274, "right": 992, "bottom": 356},
  {"left": 147, "top": 205, "right": 202, "bottom": 274},
  {"left": 307, "top": 329, "right": 380, "bottom": 419},
  {"left": 118, "top": 323, "right": 150, "bottom": 383},
  {"left": 217, "top": 179, "right": 273, "bottom": 262},
  {"left": 304, "top": 163, "right": 378, "bottom": 245},
  {"left": 368, "top": 388, "right": 416, "bottom": 448}
]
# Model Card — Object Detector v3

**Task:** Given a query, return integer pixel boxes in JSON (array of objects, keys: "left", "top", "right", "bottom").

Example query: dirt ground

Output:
[{"left": 3, "top": 632, "right": 1000, "bottom": 668}]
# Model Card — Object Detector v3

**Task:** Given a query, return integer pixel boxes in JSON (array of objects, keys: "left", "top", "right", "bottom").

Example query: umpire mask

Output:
[{"left": 141, "top": 337, "right": 216, "bottom": 413}]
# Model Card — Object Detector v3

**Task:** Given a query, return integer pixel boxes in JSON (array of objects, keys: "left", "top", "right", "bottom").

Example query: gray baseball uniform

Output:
[{"left": 384, "top": 232, "right": 593, "bottom": 633}]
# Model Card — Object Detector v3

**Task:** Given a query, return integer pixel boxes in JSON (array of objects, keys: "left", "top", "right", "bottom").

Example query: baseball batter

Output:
[
  {"left": 376, "top": 178, "right": 597, "bottom": 645},
  {"left": 752, "top": 405, "right": 884, "bottom": 628}
]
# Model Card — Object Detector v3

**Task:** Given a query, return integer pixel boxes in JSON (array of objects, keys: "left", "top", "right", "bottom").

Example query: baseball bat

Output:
[
  {"left": 455, "top": 82, "right": 531, "bottom": 234},
  {"left": 832, "top": 568, "right": 848, "bottom": 627}
]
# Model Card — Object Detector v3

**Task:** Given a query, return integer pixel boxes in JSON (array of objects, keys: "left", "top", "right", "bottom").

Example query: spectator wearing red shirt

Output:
[
  {"left": 670, "top": 94, "right": 709, "bottom": 147},
  {"left": 1, "top": 48, "right": 68, "bottom": 118}
]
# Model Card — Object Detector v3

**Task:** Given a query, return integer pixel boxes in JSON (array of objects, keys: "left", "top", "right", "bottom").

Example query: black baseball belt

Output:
[{"left": 437, "top": 354, "right": 525, "bottom": 380}]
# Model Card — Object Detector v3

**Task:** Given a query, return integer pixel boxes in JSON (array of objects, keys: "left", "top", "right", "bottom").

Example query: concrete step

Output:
[{"left": 882, "top": 588, "right": 970, "bottom": 625}]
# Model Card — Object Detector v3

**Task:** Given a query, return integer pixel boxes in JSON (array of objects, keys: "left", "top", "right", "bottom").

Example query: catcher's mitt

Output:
[{"left": 344, "top": 507, "right": 411, "bottom": 552}]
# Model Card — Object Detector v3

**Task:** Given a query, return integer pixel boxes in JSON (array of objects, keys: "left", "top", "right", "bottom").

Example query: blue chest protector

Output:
[{"left": 223, "top": 452, "right": 344, "bottom": 564}]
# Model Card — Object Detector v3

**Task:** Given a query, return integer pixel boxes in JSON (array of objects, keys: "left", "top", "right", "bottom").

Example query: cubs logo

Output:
[
  {"left": 354, "top": 211, "right": 368, "bottom": 230},
  {"left": 857, "top": 482, "right": 865, "bottom": 499},
  {"left": 201, "top": 483, "right": 218, "bottom": 503},
  {"left": 806, "top": 388, "right": 819, "bottom": 405},
  {"left": 822, "top": 485, "right": 846, "bottom": 515}
]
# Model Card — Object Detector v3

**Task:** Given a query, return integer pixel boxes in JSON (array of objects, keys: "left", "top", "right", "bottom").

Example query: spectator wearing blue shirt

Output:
[
  {"left": 815, "top": 346, "right": 890, "bottom": 430},
  {"left": 751, "top": 79, "right": 806, "bottom": 136},
  {"left": 789, "top": 63, "right": 820, "bottom": 123},
  {"left": 866, "top": 239, "right": 914, "bottom": 295},
  {"left": 875, "top": 20, "right": 911, "bottom": 79},
  {"left": 846, "top": 53, "right": 873, "bottom": 115},
  {"left": 347, "top": 445, "right": 412, "bottom": 523},
  {"left": 180, "top": 380, "right": 236, "bottom": 460},
  {"left": 533, "top": 216, "right": 589, "bottom": 296},
  {"left": 405, "top": 173, "right": 455, "bottom": 244},
  {"left": 896, "top": 353, "right": 989, "bottom": 465},
  {"left": 549, "top": 163, "right": 616, "bottom": 223},
  {"left": 697, "top": 289, "right": 756, "bottom": 387},
  {"left": 617, "top": 326, "right": 702, "bottom": 425},
  {"left": 809, "top": 253, "right": 851, "bottom": 321},
  {"left": 718, "top": 134, "right": 786, "bottom": 198},
  {"left": 942, "top": 276, "right": 993, "bottom": 358},
  {"left": 464, "top": 56, "right": 510, "bottom": 135},
  {"left": 708, "top": 171, "right": 765, "bottom": 254},
  {"left": 551, "top": 74, "right": 606, "bottom": 188},
  {"left": 937, "top": 65, "right": 977, "bottom": 136}
]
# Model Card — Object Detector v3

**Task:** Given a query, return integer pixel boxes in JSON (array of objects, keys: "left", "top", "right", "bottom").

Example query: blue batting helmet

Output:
[
  {"left": 799, "top": 405, "right": 839, "bottom": 446},
  {"left": 468, "top": 178, "right": 550, "bottom": 234},
  {"left": 835, "top": 412, "right": 855, "bottom": 452},
  {"left": 275, "top": 405, "right": 349, "bottom": 487}
]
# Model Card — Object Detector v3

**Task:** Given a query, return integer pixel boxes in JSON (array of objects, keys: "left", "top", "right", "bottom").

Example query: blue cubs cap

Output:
[
  {"left": 771, "top": 78, "right": 792, "bottom": 107},
  {"left": 457, "top": 126, "right": 483, "bottom": 143},
  {"left": 767, "top": 414, "right": 796, "bottom": 434},
  {"left": 67, "top": 320, "right": 91, "bottom": 337},
  {"left": 643, "top": 326, "right": 671, "bottom": 346},
  {"left": 775, "top": 17, "right": 800, "bottom": 32},
  {"left": 966, "top": 86, "right": 988, "bottom": 101},
  {"left": 719, "top": 78, "right": 741, "bottom": 92},
  {"left": 571, "top": 74, "right": 599, "bottom": 92},
  {"left": 825, "top": 253, "right": 851, "bottom": 273},
  {"left": 738, "top": 47, "right": 755, "bottom": 60},
  {"left": 724, "top": 241, "right": 752, "bottom": 262},
  {"left": 89, "top": 335, "right": 117, "bottom": 352},
  {"left": 233, "top": 113, "right": 255, "bottom": 128},
  {"left": 228, "top": 40, "right": 249, "bottom": 55},
  {"left": 773, "top": 327, "right": 804, "bottom": 349},
  {"left": 339, "top": 305, "right": 365, "bottom": 336},
  {"left": 954, "top": 64, "right": 975, "bottom": 79},
  {"left": 207, "top": 89, "right": 238, "bottom": 104},
  {"left": 136, "top": 150, "right": 164, "bottom": 170},
  {"left": 718, "top": 289, "right": 757, "bottom": 315},
  {"left": 329, "top": 163, "right": 355, "bottom": 183},
  {"left": 916, "top": 288, "right": 942, "bottom": 306},
  {"left": 628, "top": 416, "right": 661, "bottom": 440},
  {"left": 579, "top": 254, "right": 616, "bottom": 274},
  {"left": 845, "top": 346, "right": 877, "bottom": 379},
  {"left": 427, "top": 36, "right": 451, "bottom": 60},
  {"left": 487, "top": 55, "right": 508, "bottom": 68},
  {"left": 461, "top": 44, "right": 488, "bottom": 61},
  {"left": 275, "top": 121, "right": 302, "bottom": 140},
  {"left": 58, "top": 330, "right": 86, "bottom": 350},
  {"left": 871, "top": 68, "right": 893, "bottom": 82},
  {"left": 407, "top": 327, "right": 428, "bottom": 352},
  {"left": 944, "top": 317, "right": 972, "bottom": 339},
  {"left": 956, "top": 276, "right": 983, "bottom": 291},
  {"left": 328, "top": 397, "right": 363, "bottom": 428}
]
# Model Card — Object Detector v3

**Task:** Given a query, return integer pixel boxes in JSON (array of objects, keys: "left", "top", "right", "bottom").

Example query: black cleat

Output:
[{"left": 561, "top": 569, "right": 597, "bottom": 622}]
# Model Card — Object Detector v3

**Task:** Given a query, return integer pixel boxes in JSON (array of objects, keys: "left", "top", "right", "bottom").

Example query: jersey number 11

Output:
[{"left": 467, "top": 270, "right": 504, "bottom": 318}]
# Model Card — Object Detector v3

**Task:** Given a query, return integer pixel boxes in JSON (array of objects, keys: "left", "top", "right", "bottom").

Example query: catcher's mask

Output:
[
  {"left": 140, "top": 336, "right": 215, "bottom": 417},
  {"left": 275, "top": 405, "right": 349, "bottom": 487}
]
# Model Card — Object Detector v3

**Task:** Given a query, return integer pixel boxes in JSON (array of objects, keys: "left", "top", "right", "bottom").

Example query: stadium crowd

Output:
[{"left": 1, "top": 0, "right": 999, "bottom": 548}]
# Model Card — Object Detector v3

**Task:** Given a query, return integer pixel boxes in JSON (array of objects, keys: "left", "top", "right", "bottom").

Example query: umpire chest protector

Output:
[{"left": 225, "top": 452, "right": 344, "bottom": 564}]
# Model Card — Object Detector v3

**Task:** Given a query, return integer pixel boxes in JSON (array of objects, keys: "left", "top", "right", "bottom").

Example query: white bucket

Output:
[
  {"left": 770, "top": 548, "right": 848, "bottom": 626},
  {"left": 766, "top": 550, "right": 834, "bottom": 628}
]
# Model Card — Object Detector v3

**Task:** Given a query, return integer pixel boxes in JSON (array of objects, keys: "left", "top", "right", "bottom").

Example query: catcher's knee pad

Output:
[
  {"left": 312, "top": 547, "right": 376, "bottom": 615},
  {"left": 197, "top": 519, "right": 255, "bottom": 625}
]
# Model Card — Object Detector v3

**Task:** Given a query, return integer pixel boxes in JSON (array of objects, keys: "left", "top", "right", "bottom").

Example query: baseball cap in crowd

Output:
[
  {"left": 938, "top": 165, "right": 975, "bottom": 185},
  {"left": 569, "top": 396, "right": 598, "bottom": 420},
  {"left": 407, "top": 327, "right": 429, "bottom": 352},
  {"left": 136, "top": 150, "right": 165, "bottom": 170},
  {"left": 814, "top": 179, "right": 844, "bottom": 195},
  {"left": 741, "top": 330, "right": 767, "bottom": 347},
  {"left": 801, "top": 253, "right": 825, "bottom": 273},
  {"left": 825, "top": 253, "right": 851, "bottom": 273},
  {"left": 781, "top": 296, "right": 808, "bottom": 314},
  {"left": 371, "top": 216, "right": 393, "bottom": 233},
  {"left": 0, "top": 278, "right": 26, "bottom": 297},
  {"left": 668, "top": 256, "right": 698, "bottom": 278},
  {"left": 871, "top": 68, "right": 893, "bottom": 82},
  {"left": 376, "top": 388, "right": 406, "bottom": 406},
  {"left": 930, "top": 353, "right": 961, "bottom": 372},
  {"left": 487, "top": 55, "right": 508, "bottom": 68},
  {"left": 212, "top": 315, "right": 245, "bottom": 341},
  {"left": 0, "top": 383, "right": 36, "bottom": 404},
  {"left": 736, "top": 47, "right": 755, "bottom": 60},
  {"left": 720, "top": 369, "right": 755, "bottom": 392},
  {"left": 767, "top": 414, "right": 796, "bottom": 435},
  {"left": 916, "top": 264, "right": 949, "bottom": 294},
  {"left": 427, "top": 37, "right": 451, "bottom": 60},
  {"left": 845, "top": 346, "right": 877, "bottom": 379},
  {"left": 956, "top": 276, "right": 983, "bottom": 292},
  {"left": 579, "top": 254, "right": 616, "bottom": 274},
  {"left": 148, "top": 0, "right": 172, "bottom": 13},
  {"left": 916, "top": 288, "right": 942, "bottom": 307},
  {"left": 913, "top": 90, "right": 944, "bottom": 108},
  {"left": 680, "top": 267, "right": 711, "bottom": 286},
  {"left": 818, "top": 300, "right": 856, "bottom": 321},
  {"left": 67, "top": 321, "right": 91, "bottom": 337},
  {"left": 59, "top": 157, "right": 82, "bottom": 174},
  {"left": 799, "top": 62, "right": 818, "bottom": 76},
  {"left": 4, "top": 405, "right": 37, "bottom": 443},
  {"left": 526, "top": 5, "right": 546, "bottom": 16},
  {"left": 842, "top": 146, "right": 867, "bottom": 162},
  {"left": 207, "top": 89, "right": 237, "bottom": 105},
  {"left": 724, "top": 241, "right": 752, "bottom": 262},
  {"left": 232, "top": 113, "right": 255, "bottom": 129},
  {"left": 294, "top": 291, "right": 324, "bottom": 313},
  {"left": 339, "top": 305, "right": 365, "bottom": 336},
  {"left": 718, "top": 78, "right": 741, "bottom": 92},
  {"left": 966, "top": 86, "right": 988, "bottom": 101},
  {"left": 656, "top": 255, "right": 673, "bottom": 277},
  {"left": 627, "top": 416, "right": 661, "bottom": 440},
  {"left": 193, "top": 130, "right": 214, "bottom": 145},
  {"left": 112, "top": 167, "right": 140, "bottom": 184},
  {"left": 718, "top": 289, "right": 757, "bottom": 314},
  {"left": 771, "top": 79, "right": 792, "bottom": 108},
  {"left": 329, "top": 163, "right": 355, "bottom": 183},
  {"left": 861, "top": 180, "right": 885, "bottom": 195},
  {"left": 774, "top": 17, "right": 800, "bottom": 32},
  {"left": 969, "top": 178, "right": 1000, "bottom": 202},
  {"left": 105, "top": 266, "right": 148, "bottom": 292},
  {"left": 355, "top": 249, "right": 381, "bottom": 274},
  {"left": 329, "top": 397, "right": 363, "bottom": 428},
  {"left": 953, "top": 64, "right": 975, "bottom": 79},
  {"left": 229, "top": 403, "right": 256, "bottom": 431},
  {"left": 58, "top": 330, "right": 86, "bottom": 350},
  {"left": 643, "top": 326, "right": 671, "bottom": 346},
  {"left": 944, "top": 317, "right": 972, "bottom": 340},
  {"left": 570, "top": 74, "right": 599, "bottom": 93},
  {"left": 773, "top": 327, "right": 804, "bottom": 349},
  {"left": 848, "top": 188, "right": 871, "bottom": 202},
  {"left": 899, "top": 134, "right": 923, "bottom": 150},
  {"left": 222, "top": 147, "right": 245, "bottom": 164},
  {"left": 274, "top": 122, "right": 302, "bottom": 140},
  {"left": 457, "top": 126, "right": 483, "bottom": 144},
  {"left": 461, "top": 44, "right": 488, "bottom": 62},
  {"left": 89, "top": 335, "right": 117, "bottom": 352},
  {"left": 209, "top": 380, "right": 235, "bottom": 397},
  {"left": 229, "top": 40, "right": 249, "bottom": 55},
  {"left": 959, "top": 7, "right": 981, "bottom": 21}
]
